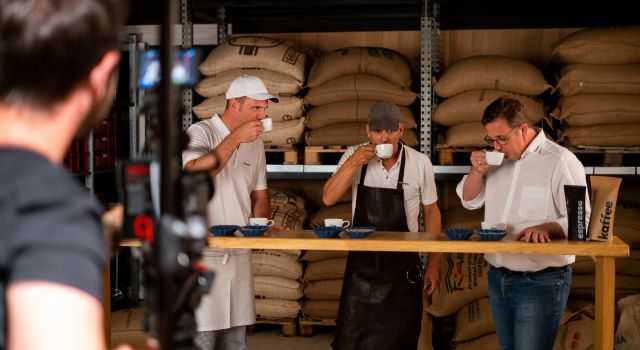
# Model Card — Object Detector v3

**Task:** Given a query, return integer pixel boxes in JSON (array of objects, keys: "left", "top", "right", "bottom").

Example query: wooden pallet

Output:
[
  {"left": 299, "top": 317, "right": 337, "bottom": 337},
  {"left": 251, "top": 316, "right": 297, "bottom": 337},
  {"left": 436, "top": 145, "right": 479, "bottom": 165},
  {"left": 264, "top": 145, "right": 299, "bottom": 165},
  {"left": 304, "top": 146, "right": 348, "bottom": 165},
  {"left": 566, "top": 145, "right": 640, "bottom": 167}
]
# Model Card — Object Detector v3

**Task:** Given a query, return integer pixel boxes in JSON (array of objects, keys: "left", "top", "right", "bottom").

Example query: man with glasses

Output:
[{"left": 456, "top": 97, "right": 590, "bottom": 350}]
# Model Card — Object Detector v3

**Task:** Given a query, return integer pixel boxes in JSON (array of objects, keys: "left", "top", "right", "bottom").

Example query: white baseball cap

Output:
[{"left": 225, "top": 75, "right": 279, "bottom": 102}]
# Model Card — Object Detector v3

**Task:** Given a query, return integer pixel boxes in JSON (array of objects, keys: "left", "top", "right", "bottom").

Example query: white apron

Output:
[{"left": 195, "top": 249, "right": 255, "bottom": 331}]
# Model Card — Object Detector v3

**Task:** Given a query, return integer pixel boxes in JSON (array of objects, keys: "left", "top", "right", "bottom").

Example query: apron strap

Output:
[{"left": 396, "top": 146, "right": 406, "bottom": 190}]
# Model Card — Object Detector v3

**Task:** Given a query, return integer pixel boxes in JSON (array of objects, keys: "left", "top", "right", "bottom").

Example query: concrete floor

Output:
[{"left": 246, "top": 324, "right": 334, "bottom": 350}]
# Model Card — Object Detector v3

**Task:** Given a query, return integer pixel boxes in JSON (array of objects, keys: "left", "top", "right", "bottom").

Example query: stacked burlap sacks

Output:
[
  {"left": 423, "top": 253, "right": 495, "bottom": 349},
  {"left": 304, "top": 47, "right": 419, "bottom": 147},
  {"left": 194, "top": 35, "right": 311, "bottom": 147},
  {"left": 298, "top": 201, "right": 351, "bottom": 320},
  {"left": 111, "top": 307, "right": 149, "bottom": 349},
  {"left": 250, "top": 188, "right": 310, "bottom": 319},
  {"left": 252, "top": 249, "right": 303, "bottom": 319},
  {"left": 433, "top": 55, "right": 551, "bottom": 148},
  {"left": 569, "top": 205, "right": 640, "bottom": 302},
  {"left": 551, "top": 26, "right": 640, "bottom": 146},
  {"left": 300, "top": 250, "right": 348, "bottom": 320}
]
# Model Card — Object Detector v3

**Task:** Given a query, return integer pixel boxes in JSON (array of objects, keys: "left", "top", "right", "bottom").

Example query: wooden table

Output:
[{"left": 121, "top": 232, "right": 629, "bottom": 350}]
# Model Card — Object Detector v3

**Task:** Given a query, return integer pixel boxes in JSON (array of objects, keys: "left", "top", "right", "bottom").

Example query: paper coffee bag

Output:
[{"left": 588, "top": 176, "right": 622, "bottom": 241}]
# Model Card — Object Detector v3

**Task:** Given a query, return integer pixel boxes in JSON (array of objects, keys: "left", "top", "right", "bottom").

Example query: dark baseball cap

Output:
[{"left": 368, "top": 101, "right": 402, "bottom": 131}]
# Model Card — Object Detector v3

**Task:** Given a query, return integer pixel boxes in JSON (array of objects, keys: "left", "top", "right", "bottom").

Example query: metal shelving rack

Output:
[{"left": 176, "top": 0, "right": 637, "bottom": 179}]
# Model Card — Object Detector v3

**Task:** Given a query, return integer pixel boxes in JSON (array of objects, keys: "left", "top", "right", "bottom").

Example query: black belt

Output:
[{"left": 494, "top": 265, "right": 568, "bottom": 277}]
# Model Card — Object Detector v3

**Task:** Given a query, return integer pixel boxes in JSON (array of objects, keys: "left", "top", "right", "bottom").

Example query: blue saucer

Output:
[
  {"left": 313, "top": 226, "right": 343, "bottom": 238},
  {"left": 344, "top": 226, "right": 375, "bottom": 239},
  {"left": 239, "top": 225, "right": 269, "bottom": 237},
  {"left": 209, "top": 225, "right": 240, "bottom": 237}
]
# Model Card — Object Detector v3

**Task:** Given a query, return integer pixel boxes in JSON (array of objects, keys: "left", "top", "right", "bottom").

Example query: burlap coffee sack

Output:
[
  {"left": 570, "top": 274, "right": 640, "bottom": 300},
  {"left": 259, "top": 118, "right": 305, "bottom": 146},
  {"left": 310, "top": 202, "right": 353, "bottom": 228},
  {"left": 304, "top": 74, "right": 417, "bottom": 106},
  {"left": 552, "top": 94, "right": 640, "bottom": 126},
  {"left": 252, "top": 250, "right": 303, "bottom": 280},
  {"left": 614, "top": 294, "right": 640, "bottom": 350},
  {"left": 111, "top": 307, "right": 147, "bottom": 332},
  {"left": 433, "top": 90, "right": 545, "bottom": 126},
  {"left": 556, "top": 64, "right": 640, "bottom": 96},
  {"left": 303, "top": 279, "right": 343, "bottom": 300},
  {"left": 305, "top": 100, "right": 417, "bottom": 129},
  {"left": 558, "top": 124, "right": 640, "bottom": 147},
  {"left": 302, "top": 250, "right": 348, "bottom": 262},
  {"left": 307, "top": 47, "right": 413, "bottom": 88},
  {"left": 199, "top": 35, "right": 309, "bottom": 83},
  {"left": 269, "top": 187, "right": 306, "bottom": 210},
  {"left": 193, "top": 95, "right": 304, "bottom": 121},
  {"left": 455, "top": 333, "right": 500, "bottom": 350},
  {"left": 301, "top": 300, "right": 339, "bottom": 319},
  {"left": 613, "top": 206, "right": 640, "bottom": 249},
  {"left": 303, "top": 258, "right": 347, "bottom": 282},
  {"left": 572, "top": 251, "right": 640, "bottom": 276},
  {"left": 442, "top": 205, "right": 484, "bottom": 230},
  {"left": 195, "top": 68, "right": 302, "bottom": 98},
  {"left": 452, "top": 297, "right": 495, "bottom": 345},
  {"left": 434, "top": 55, "right": 552, "bottom": 98},
  {"left": 253, "top": 248, "right": 302, "bottom": 259},
  {"left": 305, "top": 122, "right": 418, "bottom": 147},
  {"left": 425, "top": 253, "right": 489, "bottom": 317},
  {"left": 551, "top": 26, "right": 640, "bottom": 65},
  {"left": 254, "top": 275, "right": 303, "bottom": 301},
  {"left": 554, "top": 316, "right": 594, "bottom": 350},
  {"left": 442, "top": 122, "right": 486, "bottom": 147},
  {"left": 255, "top": 298, "right": 301, "bottom": 318},
  {"left": 270, "top": 204, "right": 307, "bottom": 231}
]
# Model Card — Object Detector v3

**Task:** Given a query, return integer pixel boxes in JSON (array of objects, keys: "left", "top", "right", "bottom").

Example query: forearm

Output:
[
  {"left": 462, "top": 169, "right": 484, "bottom": 201},
  {"left": 423, "top": 203, "right": 442, "bottom": 269},
  {"left": 184, "top": 134, "right": 240, "bottom": 175},
  {"left": 322, "top": 158, "right": 359, "bottom": 206},
  {"left": 251, "top": 189, "right": 271, "bottom": 218}
]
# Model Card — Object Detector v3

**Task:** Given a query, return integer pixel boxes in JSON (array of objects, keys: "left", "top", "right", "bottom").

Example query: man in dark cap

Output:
[{"left": 323, "top": 101, "right": 442, "bottom": 350}]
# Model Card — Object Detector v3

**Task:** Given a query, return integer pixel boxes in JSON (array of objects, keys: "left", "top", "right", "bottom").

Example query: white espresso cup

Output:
[
  {"left": 375, "top": 143, "right": 393, "bottom": 159},
  {"left": 260, "top": 118, "right": 273, "bottom": 132},
  {"left": 481, "top": 221, "right": 507, "bottom": 230},
  {"left": 324, "top": 218, "right": 350, "bottom": 228},
  {"left": 485, "top": 151, "right": 505, "bottom": 166},
  {"left": 250, "top": 217, "right": 275, "bottom": 226}
]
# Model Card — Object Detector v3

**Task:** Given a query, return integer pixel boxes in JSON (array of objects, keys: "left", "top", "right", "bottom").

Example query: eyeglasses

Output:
[{"left": 484, "top": 127, "right": 519, "bottom": 146}]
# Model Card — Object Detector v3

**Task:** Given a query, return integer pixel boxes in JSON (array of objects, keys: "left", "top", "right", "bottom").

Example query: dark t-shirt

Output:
[{"left": 0, "top": 148, "right": 107, "bottom": 349}]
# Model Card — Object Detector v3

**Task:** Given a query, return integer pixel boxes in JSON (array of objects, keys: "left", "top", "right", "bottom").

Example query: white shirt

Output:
[
  {"left": 456, "top": 130, "right": 590, "bottom": 271},
  {"left": 182, "top": 115, "right": 266, "bottom": 330},
  {"left": 336, "top": 143, "right": 438, "bottom": 232}
]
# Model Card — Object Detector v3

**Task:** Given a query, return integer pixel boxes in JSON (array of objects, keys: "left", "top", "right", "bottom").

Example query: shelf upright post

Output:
[
  {"left": 420, "top": 0, "right": 440, "bottom": 159},
  {"left": 181, "top": 0, "right": 194, "bottom": 131},
  {"left": 128, "top": 33, "right": 139, "bottom": 157}
]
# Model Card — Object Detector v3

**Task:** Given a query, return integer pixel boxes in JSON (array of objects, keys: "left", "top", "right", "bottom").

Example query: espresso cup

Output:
[
  {"left": 375, "top": 143, "right": 393, "bottom": 159},
  {"left": 481, "top": 222, "right": 507, "bottom": 230},
  {"left": 260, "top": 118, "right": 273, "bottom": 133},
  {"left": 485, "top": 151, "right": 504, "bottom": 166},
  {"left": 249, "top": 217, "right": 275, "bottom": 226},
  {"left": 324, "top": 218, "right": 350, "bottom": 228}
]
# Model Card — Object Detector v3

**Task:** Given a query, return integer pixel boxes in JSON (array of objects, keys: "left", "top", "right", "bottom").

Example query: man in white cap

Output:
[{"left": 182, "top": 75, "right": 279, "bottom": 349}]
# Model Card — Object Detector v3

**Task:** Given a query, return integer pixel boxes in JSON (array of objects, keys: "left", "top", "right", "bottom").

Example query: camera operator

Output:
[
  {"left": 0, "top": 0, "right": 127, "bottom": 349},
  {"left": 182, "top": 75, "right": 278, "bottom": 350}
]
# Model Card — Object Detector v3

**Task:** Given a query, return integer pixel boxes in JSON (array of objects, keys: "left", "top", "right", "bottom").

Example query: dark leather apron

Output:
[{"left": 332, "top": 146, "right": 423, "bottom": 350}]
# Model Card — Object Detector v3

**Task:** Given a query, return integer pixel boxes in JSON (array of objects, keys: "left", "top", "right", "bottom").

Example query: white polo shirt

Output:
[
  {"left": 456, "top": 129, "right": 590, "bottom": 271},
  {"left": 335, "top": 143, "right": 438, "bottom": 232},
  {"left": 182, "top": 115, "right": 268, "bottom": 251}
]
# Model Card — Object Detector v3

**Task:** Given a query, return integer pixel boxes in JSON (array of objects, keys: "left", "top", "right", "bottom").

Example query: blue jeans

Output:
[{"left": 488, "top": 265, "right": 572, "bottom": 350}]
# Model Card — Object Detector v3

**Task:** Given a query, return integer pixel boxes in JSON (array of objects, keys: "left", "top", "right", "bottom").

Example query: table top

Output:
[{"left": 120, "top": 230, "right": 630, "bottom": 257}]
